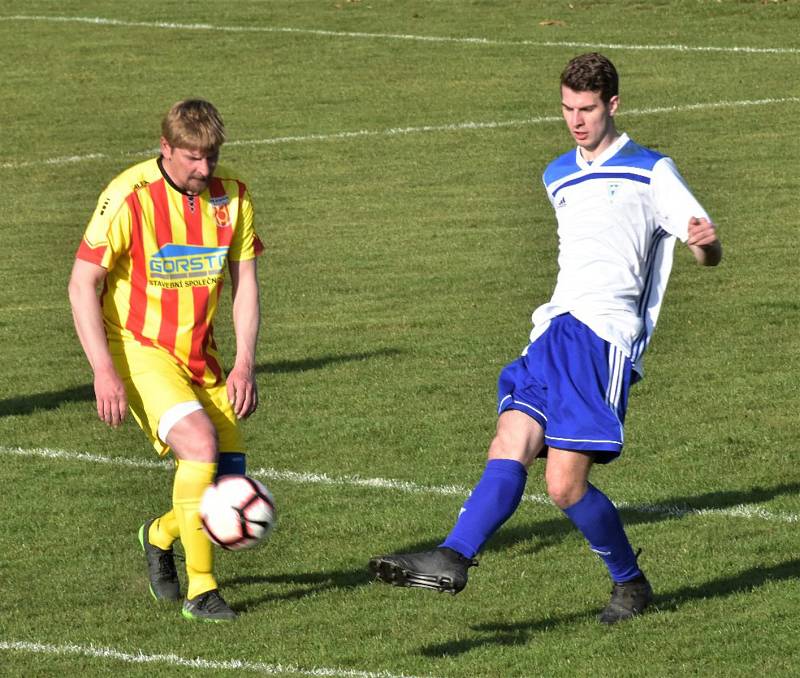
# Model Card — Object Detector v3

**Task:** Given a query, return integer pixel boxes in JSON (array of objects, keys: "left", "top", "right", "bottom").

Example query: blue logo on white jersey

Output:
[
  {"left": 556, "top": 196, "right": 567, "bottom": 209},
  {"left": 149, "top": 244, "right": 228, "bottom": 281}
]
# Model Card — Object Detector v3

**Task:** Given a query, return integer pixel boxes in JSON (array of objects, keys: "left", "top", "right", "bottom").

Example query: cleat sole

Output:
[{"left": 369, "top": 557, "right": 460, "bottom": 594}]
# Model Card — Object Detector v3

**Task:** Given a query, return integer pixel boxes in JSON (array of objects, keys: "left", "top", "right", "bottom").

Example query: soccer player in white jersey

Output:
[{"left": 369, "top": 53, "right": 721, "bottom": 623}]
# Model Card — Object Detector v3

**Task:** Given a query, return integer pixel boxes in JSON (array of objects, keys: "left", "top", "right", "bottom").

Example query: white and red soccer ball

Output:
[{"left": 199, "top": 475, "right": 276, "bottom": 551}]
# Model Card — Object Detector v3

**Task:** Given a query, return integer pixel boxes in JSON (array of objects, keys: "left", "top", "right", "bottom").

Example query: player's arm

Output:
[
  {"left": 67, "top": 258, "right": 128, "bottom": 427},
  {"left": 686, "top": 216, "right": 722, "bottom": 267},
  {"left": 652, "top": 158, "right": 722, "bottom": 267},
  {"left": 227, "top": 257, "right": 260, "bottom": 419}
]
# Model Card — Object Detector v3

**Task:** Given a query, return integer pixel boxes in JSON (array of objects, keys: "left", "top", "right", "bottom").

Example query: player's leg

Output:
[
  {"left": 200, "top": 383, "right": 248, "bottom": 480},
  {"left": 120, "top": 347, "right": 235, "bottom": 617},
  {"left": 143, "top": 402, "right": 201, "bottom": 554},
  {"left": 369, "top": 410, "right": 543, "bottom": 593},
  {"left": 145, "top": 511, "right": 180, "bottom": 549},
  {"left": 545, "top": 448, "right": 642, "bottom": 580},
  {"left": 164, "top": 409, "right": 236, "bottom": 622},
  {"left": 118, "top": 349, "right": 195, "bottom": 602},
  {"left": 441, "top": 410, "right": 542, "bottom": 558},
  {"left": 167, "top": 408, "right": 217, "bottom": 595},
  {"left": 369, "top": 346, "right": 548, "bottom": 593},
  {"left": 169, "top": 381, "right": 248, "bottom": 621},
  {"left": 541, "top": 316, "right": 651, "bottom": 623},
  {"left": 546, "top": 447, "right": 651, "bottom": 623}
]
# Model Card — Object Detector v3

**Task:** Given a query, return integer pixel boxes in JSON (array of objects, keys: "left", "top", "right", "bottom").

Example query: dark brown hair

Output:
[{"left": 560, "top": 53, "right": 619, "bottom": 103}]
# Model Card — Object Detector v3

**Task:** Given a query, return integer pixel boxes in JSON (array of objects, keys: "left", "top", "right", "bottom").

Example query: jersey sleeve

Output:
[
  {"left": 76, "top": 186, "right": 133, "bottom": 270},
  {"left": 228, "top": 185, "right": 265, "bottom": 261},
  {"left": 651, "top": 157, "right": 710, "bottom": 242},
  {"left": 541, "top": 173, "right": 556, "bottom": 207}
]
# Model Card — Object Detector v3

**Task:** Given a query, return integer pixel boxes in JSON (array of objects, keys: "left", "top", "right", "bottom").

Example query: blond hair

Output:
[{"left": 161, "top": 99, "right": 226, "bottom": 151}]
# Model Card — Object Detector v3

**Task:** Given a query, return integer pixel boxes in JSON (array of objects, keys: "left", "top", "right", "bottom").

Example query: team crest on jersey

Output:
[
  {"left": 210, "top": 195, "right": 232, "bottom": 228},
  {"left": 607, "top": 182, "right": 621, "bottom": 203},
  {"left": 214, "top": 204, "right": 232, "bottom": 228}
]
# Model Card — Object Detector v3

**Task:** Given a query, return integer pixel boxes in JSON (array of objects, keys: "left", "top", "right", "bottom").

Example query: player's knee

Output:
[
  {"left": 192, "top": 436, "right": 218, "bottom": 462},
  {"left": 545, "top": 475, "right": 585, "bottom": 510},
  {"left": 487, "top": 429, "right": 538, "bottom": 466},
  {"left": 166, "top": 414, "right": 219, "bottom": 462},
  {"left": 173, "top": 435, "right": 218, "bottom": 462},
  {"left": 487, "top": 433, "right": 520, "bottom": 462}
]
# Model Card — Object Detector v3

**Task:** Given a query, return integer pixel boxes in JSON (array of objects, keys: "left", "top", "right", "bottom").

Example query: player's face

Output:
[
  {"left": 561, "top": 86, "right": 619, "bottom": 159},
  {"left": 160, "top": 140, "right": 219, "bottom": 195}
]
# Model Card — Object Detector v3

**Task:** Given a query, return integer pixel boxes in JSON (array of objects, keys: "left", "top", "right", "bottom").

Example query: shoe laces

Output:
[
  {"left": 197, "top": 590, "right": 229, "bottom": 612},
  {"left": 609, "top": 576, "right": 650, "bottom": 604},
  {"left": 608, "top": 547, "right": 644, "bottom": 592},
  {"left": 157, "top": 551, "right": 179, "bottom": 579},
  {"left": 440, "top": 547, "right": 479, "bottom": 568}
]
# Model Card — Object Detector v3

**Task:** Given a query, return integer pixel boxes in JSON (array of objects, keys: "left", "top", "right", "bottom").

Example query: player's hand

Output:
[
  {"left": 227, "top": 365, "right": 258, "bottom": 419},
  {"left": 93, "top": 367, "right": 127, "bottom": 427},
  {"left": 686, "top": 216, "right": 718, "bottom": 247}
]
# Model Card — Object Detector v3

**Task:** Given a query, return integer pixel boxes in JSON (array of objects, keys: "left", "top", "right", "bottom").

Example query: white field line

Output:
[
  {"left": 2, "top": 96, "right": 799, "bottom": 171},
  {"left": 3, "top": 14, "right": 800, "bottom": 55},
  {"left": 2, "top": 445, "right": 799, "bottom": 524},
  {"left": 0, "top": 640, "right": 431, "bottom": 678}
]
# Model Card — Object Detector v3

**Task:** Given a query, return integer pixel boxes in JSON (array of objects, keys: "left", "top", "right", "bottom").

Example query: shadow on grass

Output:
[
  {"left": 417, "top": 558, "right": 800, "bottom": 657},
  {"left": 0, "top": 347, "right": 403, "bottom": 417},
  {"left": 0, "top": 383, "right": 97, "bottom": 418},
  {"left": 221, "top": 567, "right": 372, "bottom": 611},
  {"left": 221, "top": 482, "right": 797, "bottom": 614},
  {"left": 481, "top": 480, "right": 800, "bottom": 556}
]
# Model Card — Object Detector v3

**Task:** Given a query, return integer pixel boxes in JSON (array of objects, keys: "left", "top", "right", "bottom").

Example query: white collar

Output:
[{"left": 575, "top": 132, "right": 630, "bottom": 170}]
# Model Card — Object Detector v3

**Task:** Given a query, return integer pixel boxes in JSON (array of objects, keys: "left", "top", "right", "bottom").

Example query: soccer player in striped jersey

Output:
[
  {"left": 370, "top": 53, "right": 722, "bottom": 623},
  {"left": 69, "top": 99, "right": 264, "bottom": 622}
]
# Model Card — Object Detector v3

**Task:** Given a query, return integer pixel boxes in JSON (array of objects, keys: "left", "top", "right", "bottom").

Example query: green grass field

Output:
[{"left": 2, "top": 1, "right": 800, "bottom": 676}]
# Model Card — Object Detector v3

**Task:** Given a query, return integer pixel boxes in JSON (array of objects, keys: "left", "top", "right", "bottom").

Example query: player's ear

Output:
[
  {"left": 159, "top": 136, "right": 172, "bottom": 159},
  {"left": 608, "top": 95, "right": 620, "bottom": 117}
]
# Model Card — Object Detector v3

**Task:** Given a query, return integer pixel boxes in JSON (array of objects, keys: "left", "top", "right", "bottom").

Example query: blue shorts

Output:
[{"left": 497, "top": 314, "right": 633, "bottom": 463}]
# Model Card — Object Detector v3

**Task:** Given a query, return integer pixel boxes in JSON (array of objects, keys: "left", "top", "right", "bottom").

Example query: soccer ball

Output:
[{"left": 199, "top": 475, "right": 276, "bottom": 551}]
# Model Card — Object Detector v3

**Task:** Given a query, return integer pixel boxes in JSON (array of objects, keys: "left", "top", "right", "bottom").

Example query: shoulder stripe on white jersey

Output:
[{"left": 550, "top": 171, "right": 651, "bottom": 199}]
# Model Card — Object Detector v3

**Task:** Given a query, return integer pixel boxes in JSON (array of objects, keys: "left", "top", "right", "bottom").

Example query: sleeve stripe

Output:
[
  {"left": 253, "top": 235, "right": 265, "bottom": 256},
  {"left": 76, "top": 240, "right": 107, "bottom": 265}
]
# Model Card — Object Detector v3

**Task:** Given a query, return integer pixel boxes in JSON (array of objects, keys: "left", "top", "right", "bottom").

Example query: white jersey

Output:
[{"left": 532, "top": 133, "right": 709, "bottom": 377}]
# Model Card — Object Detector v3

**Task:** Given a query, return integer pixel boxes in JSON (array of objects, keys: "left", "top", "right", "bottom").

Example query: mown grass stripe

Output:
[
  {"left": 3, "top": 445, "right": 798, "bottom": 523},
  {"left": 1, "top": 97, "right": 798, "bottom": 171},
  {"left": 3, "top": 14, "right": 800, "bottom": 54}
]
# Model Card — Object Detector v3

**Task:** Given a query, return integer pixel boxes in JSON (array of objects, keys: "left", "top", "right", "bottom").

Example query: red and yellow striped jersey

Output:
[{"left": 77, "top": 157, "right": 264, "bottom": 386}]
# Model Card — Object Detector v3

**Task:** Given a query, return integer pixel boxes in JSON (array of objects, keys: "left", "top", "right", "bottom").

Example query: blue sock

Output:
[
  {"left": 563, "top": 483, "right": 641, "bottom": 582},
  {"left": 440, "top": 459, "right": 527, "bottom": 558},
  {"left": 216, "top": 452, "right": 246, "bottom": 478}
]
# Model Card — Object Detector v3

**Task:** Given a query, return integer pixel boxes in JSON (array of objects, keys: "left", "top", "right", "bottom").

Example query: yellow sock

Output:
[
  {"left": 148, "top": 509, "right": 180, "bottom": 551},
  {"left": 173, "top": 459, "right": 218, "bottom": 600}
]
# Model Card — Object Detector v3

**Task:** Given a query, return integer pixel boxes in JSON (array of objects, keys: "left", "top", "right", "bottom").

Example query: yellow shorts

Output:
[{"left": 111, "top": 343, "right": 244, "bottom": 458}]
